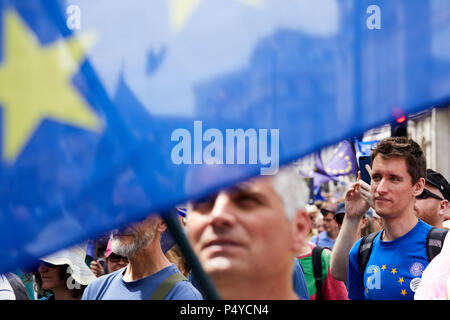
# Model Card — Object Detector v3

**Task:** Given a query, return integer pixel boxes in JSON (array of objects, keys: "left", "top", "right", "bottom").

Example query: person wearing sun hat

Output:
[{"left": 35, "top": 243, "right": 96, "bottom": 300}]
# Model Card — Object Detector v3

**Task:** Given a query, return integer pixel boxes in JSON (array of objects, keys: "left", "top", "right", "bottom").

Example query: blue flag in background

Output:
[
  {"left": 298, "top": 151, "right": 337, "bottom": 188},
  {"left": 305, "top": 140, "right": 356, "bottom": 188},
  {"left": 1, "top": 0, "right": 450, "bottom": 274},
  {"left": 312, "top": 152, "right": 338, "bottom": 188},
  {"left": 355, "top": 139, "right": 380, "bottom": 159},
  {"left": 323, "top": 140, "right": 357, "bottom": 177}
]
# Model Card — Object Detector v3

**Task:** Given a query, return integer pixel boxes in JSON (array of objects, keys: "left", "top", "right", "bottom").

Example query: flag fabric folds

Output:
[
  {"left": 312, "top": 152, "right": 338, "bottom": 188},
  {"left": 302, "top": 140, "right": 357, "bottom": 188},
  {"left": 323, "top": 140, "right": 358, "bottom": 178},
  {"left": 1, "top": 0, "right": 450, "bottom": 273}
]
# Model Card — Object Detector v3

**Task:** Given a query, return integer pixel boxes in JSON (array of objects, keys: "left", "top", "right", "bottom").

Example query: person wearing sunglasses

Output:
[
  {"left": 414, "top": 169, "right": 450, "bottom": 229},
  {"left": 90, "top": 240, "right": 129, "bottom": 278},
  {"left": 82, "top": 214, "right": 203, "bottom": 300}
]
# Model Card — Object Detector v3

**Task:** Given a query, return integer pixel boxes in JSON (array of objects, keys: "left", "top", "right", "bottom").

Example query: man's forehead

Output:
[
  {"left": 234, "top": 176, "right": 274, "bottom": 192},
  {"left": 372, "top": 155, "right": 408, "bottom": 173}
]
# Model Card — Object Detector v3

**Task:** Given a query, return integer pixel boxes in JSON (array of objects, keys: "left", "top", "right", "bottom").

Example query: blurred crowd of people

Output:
[{"left": 1, "top": 137, "right": 449, "bottom": 301}]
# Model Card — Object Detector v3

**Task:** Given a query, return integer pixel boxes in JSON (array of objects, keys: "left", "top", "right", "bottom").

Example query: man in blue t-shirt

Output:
[
  {"left": 345, "top": 137, "right": 446, "bottom": 300},
  {"left": 83, "top": 264, "right": 201, "bottom": 300},
  {"left": 348, "top": 219, "right": 431, "bottom": 299},
  {"left": 82, "top": 214, "right": 202, "bottom": 300}
]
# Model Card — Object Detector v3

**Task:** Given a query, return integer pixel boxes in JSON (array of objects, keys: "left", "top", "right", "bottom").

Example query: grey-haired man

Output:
[{"left": 186, "top": 166, "right": 310, "bottom": 299}]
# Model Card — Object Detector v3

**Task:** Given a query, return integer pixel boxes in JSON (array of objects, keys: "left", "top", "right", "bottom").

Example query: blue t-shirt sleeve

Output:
[
  {"left": 293, "top": 258, "right": 309, "bottom": 300},
  {"left": 347, "top": 238, "right": 365, "bottom": 300}
]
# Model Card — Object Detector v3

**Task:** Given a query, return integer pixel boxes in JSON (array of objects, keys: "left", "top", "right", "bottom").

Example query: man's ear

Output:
[
  {"left": 291, "top": 209, "right": 309, "bottom": 253},
  {"left": 157, "top": 219, "right": 167, "bottom": 233},
  {"left": 413, "top": 177, "right": 425, "bottom": 197},
  {"left": 439, "top": 200, "right": 450, "bottom": 221},
  {"left": 151, "top": 216, "right": 167, "bottom": 233},
  {"left": 360, "top": 216, "right": 368, "bottom": 229}
]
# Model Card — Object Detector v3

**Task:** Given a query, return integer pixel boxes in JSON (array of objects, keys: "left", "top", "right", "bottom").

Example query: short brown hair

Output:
[{"left": 370, "top": 137, "right": 426, "bottom": 184}]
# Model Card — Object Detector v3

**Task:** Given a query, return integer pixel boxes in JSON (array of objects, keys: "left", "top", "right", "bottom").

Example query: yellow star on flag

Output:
[
  {"left": 0, "top": 10, "right": 101, "bottom": 162},
  {"left": 401, "top": 289, "right": 407, "bottom": 296},
  {"left": 170, "top": 0, "right": 262, "bottom": 33},
  {"left": 391, "top": 268, "right": 397, "bottom": 275},
  {"left": 398, "top": 277, "right": 404, "bottom": 284},
  {"left": 381, "top": 265, "right": 387, "bottom": 271}
]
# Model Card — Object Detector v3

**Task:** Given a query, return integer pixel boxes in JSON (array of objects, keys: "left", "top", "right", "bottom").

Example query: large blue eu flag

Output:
[{"left": 1, "top": 0, "right": 450, "bottom": 273}]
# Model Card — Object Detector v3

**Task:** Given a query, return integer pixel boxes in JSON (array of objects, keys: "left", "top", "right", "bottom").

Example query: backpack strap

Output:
[
  {"left": 358, "top": 231, "right": 380, "bottom": 288},
  {"left": 312, "top": 246, "right": 324, "bottom": 300},
  {"left": 149, "top": 272, "right": 187, "bottom": 300},
  {"left": 426, "top": 227, "right": 448, "bottom": 262}
]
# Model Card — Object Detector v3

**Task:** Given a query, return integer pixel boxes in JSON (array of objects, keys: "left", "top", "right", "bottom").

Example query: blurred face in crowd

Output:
[
  {"left": 371, "top": 156, "right": 424, "bottom": 219},
  {"left": 315, "top": 215, "right": 324, "bottom": 233},
  {"left": 414, "top": 183, "right": 449, "bottom": 227},
  {"left": 111, "top": 215, "right": 159, "bottom": 258},
  {"left": 307, "top": 209, "right": 318, "bottom": 233},
  {"left": 38, "top": 262, "right": 64, "bottom": 291},
  {"left": 309, "top": 210, "right": 318, "bottom": 225},
  {"left": 186, "top": 176, "right": 301, "bottom": 284},
  {"left": 322, "top": 211, "right": 338, "bottom": 235},
  {"left": 107, "top": 253, "right": 128, "bottom": 272}
]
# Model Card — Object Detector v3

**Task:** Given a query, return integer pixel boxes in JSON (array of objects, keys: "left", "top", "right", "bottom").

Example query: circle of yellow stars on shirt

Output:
[{"left": 377, "top": 265, "right": 409, "bottom": 297}]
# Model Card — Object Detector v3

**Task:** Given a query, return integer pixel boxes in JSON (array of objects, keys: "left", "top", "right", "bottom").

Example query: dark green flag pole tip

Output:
[{"left": 162, "top": 209, "right": 221, "bottom": 300}]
